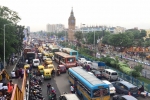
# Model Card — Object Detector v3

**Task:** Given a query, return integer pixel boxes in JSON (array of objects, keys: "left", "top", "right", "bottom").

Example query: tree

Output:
[
  {"left": 0, "top": 6, "right": 21, "bottom": 23},
  {"left": 0, "top": 6, "right": 24, "bottom": 61}
]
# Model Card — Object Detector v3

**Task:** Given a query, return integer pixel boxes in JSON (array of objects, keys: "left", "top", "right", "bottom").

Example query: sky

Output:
[{"left": 1, "top": 0, "right": 150, "bottom": 32}]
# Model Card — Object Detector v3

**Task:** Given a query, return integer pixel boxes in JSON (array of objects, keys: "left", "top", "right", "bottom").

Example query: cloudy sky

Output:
[{"left": 1, "top": 0, "right": 150, "bottom": 31}]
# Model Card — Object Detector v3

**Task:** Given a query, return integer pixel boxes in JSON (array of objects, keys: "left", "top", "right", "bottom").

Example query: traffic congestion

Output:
[
  {"left": 2, "top": 37, "right": 149, "bottom": 100},
  {"left": 17, "top": 37, "right": 149, "bottom": 100}
]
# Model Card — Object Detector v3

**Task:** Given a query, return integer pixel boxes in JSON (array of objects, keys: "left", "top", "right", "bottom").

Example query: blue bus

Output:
[
  {"left": 68, "top": 67, "right": 110, "bottom": 100},
  {"left": 62, "top": 48, "right": 78, "bottom": 60}
]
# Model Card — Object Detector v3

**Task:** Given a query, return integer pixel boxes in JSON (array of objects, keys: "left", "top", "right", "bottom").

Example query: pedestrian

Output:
[
  {"left": 19, "top": 68, "right": 22, "bottom": 79},
  {"left": 25, "top": 59, "right": 28, "bottom": 64},
  {"left": 51, "top": 87, "right": 56, "bottom": 93},
  {"left": 22, "top": 68, "right": 24, "bottom": 78},
  {"left": 2, "top": 72, "right": 6, "bottom": 83},
  {"left": 47, "top": 83, "right": 51, "bottom": 94},
  {"left": 70, "top": 84, "right": 74, "bottom": 93},
  {"left": 41, "top": 74, "right": 44, "bottom": 82}
]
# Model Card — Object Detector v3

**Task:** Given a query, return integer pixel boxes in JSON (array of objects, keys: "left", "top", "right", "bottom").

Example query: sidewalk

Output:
[{"left": 6, "top": 56, "right": 22, "bottom": 89}]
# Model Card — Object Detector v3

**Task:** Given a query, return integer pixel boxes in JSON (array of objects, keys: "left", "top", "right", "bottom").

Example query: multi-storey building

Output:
[
  {"left": 146, "top": 29, "right": 150, "bottom": 38},
  {"left": 80, "top": 26, "right": 126, "bottom": 34},
  {"left": 46, "top": 24, "right": 65, "bottom": 33}
]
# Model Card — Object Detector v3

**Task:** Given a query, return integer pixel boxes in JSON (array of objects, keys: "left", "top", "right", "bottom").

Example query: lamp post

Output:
[
  {"left": 65, "top": 29, "right": 67, "bottom": 47},
  {"left": 4, "top": 23, "right": 13, "bottom": 68},
  {"left": 93, "top": 28, "right": 96, "bottom": 57},
  {"left": 82, "top": 24, "right": 85, "bottom": 33}
]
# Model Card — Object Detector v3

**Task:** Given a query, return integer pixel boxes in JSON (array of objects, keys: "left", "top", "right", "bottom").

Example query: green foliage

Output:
[
  {"left": 134, "top": 64, "right": 143, "bottom": 72},
  {"left": 0, "top": 6, "right": 24, "bottom": 60},
  {"left": 132, "top": 70, "right": 140, "bottom": 77},
  {"left": 0, "top": 6, "right": 21, "bottom": 23}
]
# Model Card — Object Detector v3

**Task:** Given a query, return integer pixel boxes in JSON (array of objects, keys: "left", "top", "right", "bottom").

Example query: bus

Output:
[
  {"left": 68, "top": 67, "right": 110, "bottom": 100},
  {"left": 62, "top": 48, "right": 78, "bottom": 60},
  {"left": 27, "top": 52, "right": 35, "bottom": 63},
  {"left": 54, "top": 52, "right": 76, "bottom": 68},
  {"left": 49, "top": 45, "right": 59, "bottom": 53}
]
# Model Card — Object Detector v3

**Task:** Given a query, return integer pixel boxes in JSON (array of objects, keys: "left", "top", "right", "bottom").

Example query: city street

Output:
[
  {"left": 41, "top": 61, "right": 70, "bottom": 100},
  {"left": 40, "top": 61, "right": 149, "bottom": 100}
]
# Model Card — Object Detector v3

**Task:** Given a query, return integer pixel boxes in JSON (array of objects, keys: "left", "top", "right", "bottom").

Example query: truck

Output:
[
  {"left": 84, "top": 61, "right": 106, "bottom": 72},
  {"left": 85, "top": 61, "right": 106, "bottom": 71}
]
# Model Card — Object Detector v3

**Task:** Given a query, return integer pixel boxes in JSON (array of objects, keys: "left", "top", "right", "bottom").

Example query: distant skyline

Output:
[{"left": 1, "top": 0, "right": 150, "bottom": 31}]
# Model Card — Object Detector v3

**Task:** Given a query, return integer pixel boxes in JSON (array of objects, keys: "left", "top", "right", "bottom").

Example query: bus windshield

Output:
[
  {"left": 67, "top": 58, "right": 75, "bottom": 63},
  {"left": 72, "top": 52, "right": 77, "bottom": 55}
]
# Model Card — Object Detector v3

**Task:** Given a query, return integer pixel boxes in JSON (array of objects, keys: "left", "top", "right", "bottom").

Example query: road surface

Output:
[{"left": 40, "top": 61, "right": 149, "bottom": 100}]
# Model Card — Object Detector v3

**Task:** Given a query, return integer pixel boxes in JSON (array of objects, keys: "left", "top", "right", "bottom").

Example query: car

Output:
[
  {"left": 112, "top": 95, "right": 137, "bottom": 100},
  {"left": 91, "top": 70, "right": 102, "bottom": 78},
  {"left": 57, "top": 65, "right": 67, "bottom": 73},
  {"left": 43, "top": 56, "right": 47, "bottom": 61},
  {"left": 102, "top": 80, "right": 116, "bottom": 94},
  {"left": 112, "top": 81, "right": 139, "bottom": 97}
]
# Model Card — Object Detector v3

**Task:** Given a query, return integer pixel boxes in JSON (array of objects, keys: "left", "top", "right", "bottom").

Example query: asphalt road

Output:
[
  {"left": 38, "top": 61, "right": 149, "bottom": 100},
  {"left": 41, "top": 61, "right": 70, "bottom": 100}
]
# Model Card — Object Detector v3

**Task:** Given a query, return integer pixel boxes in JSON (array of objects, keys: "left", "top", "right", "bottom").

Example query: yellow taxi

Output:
[{"left": 44, "top": 58, "right": 52, "bottom": 65}]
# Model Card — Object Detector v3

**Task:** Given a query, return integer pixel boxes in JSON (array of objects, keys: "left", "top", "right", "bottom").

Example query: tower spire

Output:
[{"left": 70, "top": 7, "right": 74, "bottom": 16}]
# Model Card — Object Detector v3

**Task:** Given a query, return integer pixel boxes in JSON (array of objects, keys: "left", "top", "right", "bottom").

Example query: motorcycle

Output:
[{"left": 48, "top": 93, "right": 56, "bottom": 100}]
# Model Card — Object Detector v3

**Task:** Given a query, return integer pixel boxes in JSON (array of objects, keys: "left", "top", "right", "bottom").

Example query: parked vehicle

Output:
[
  {"left": 91, "top": 70, "right": 102, "bottom": 78},
  {"left": 102, "top": 69, "right": 118, "bottom": 81},
  {"left": 112, "top": 95, "right": 137, "bottom": 100},
  {"left": 102, "top": 80, "right": 116, "bottom": 94},
  {"left": 112, "top": 81, "right": 139, "bottom": 97}
]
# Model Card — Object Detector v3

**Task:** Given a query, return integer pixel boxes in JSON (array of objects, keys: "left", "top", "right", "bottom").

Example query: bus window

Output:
[{"left": 93, "top": 88, "right": 109, "bottom": 97}]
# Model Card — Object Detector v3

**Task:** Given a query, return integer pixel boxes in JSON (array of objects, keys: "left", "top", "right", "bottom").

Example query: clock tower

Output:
[{"left": 68, "top": 7, "right": 76, "bottom": 41}]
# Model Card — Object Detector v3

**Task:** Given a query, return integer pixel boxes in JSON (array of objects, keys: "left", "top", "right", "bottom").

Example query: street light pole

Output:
[
  {"left": 93, "top": 28, "right": 96, "bottom": 57},
  {"left": 4, "top": 25, "right": 5, "bottom": 69},
  {"left": 3, "top": 23, "right": 13, "bottom": 69}
]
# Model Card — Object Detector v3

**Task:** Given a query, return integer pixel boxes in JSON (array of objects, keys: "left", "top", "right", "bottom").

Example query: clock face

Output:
[{"left": 71, "top": 20, "right": 74, "bottom": 23}]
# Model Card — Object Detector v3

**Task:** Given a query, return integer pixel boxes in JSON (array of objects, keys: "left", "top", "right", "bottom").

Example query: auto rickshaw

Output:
[
  {"left": 47, "top": 64, "right": 55, "bottom": 70},
  {"left": 24, "top": 64, "right": 30, "bottom": 70},
  {"left": 44, "top": 58, "right": 53, "bottom": 65},
  {"left": 48, "top": 52, "right": 54, "bottom": 58},
  {"left": 38, "top": 65, "right": 44, "bottom": 75},
  {"left": 43, "top": 69, "right": 52, "bottom": 80}
]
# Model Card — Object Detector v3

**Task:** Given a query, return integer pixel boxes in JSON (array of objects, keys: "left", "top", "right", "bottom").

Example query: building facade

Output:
[
  {"left": 146, "top": 29, "right": 150, "bottom": 38},
  {"left": 46, "top": 24, "right": 65, "bottom": 33},
  {"left": 80, "top": 26, "right": 126, "bottom": 34},
  {"left": 68, "top": 8, "right": 76, "bottom": 41}
]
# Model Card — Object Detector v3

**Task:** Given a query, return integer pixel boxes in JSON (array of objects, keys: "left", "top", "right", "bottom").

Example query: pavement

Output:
[
  {"left": 39, "top": 61, "right": 150, "bottom": 100},
  {"left": 5, "top": 56, "right": 22, "bottom": 89}
]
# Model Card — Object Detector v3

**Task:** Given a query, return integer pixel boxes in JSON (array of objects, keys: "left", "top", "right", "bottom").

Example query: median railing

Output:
[{"left": 79, "top": 53, "right": 150, "bottom": 92}]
